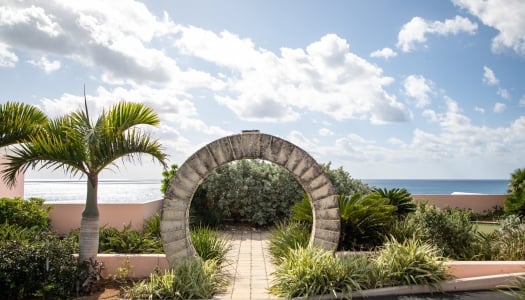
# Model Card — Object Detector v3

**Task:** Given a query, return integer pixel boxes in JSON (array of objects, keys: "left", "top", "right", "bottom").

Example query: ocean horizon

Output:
[{"left": 23, "top": 178, "right": 509, "bottom": 203}]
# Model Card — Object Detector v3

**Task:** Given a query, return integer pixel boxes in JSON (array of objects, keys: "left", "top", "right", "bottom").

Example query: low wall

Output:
[
  {"left": 412, "top": 194, "right": 505, "bottom": 213},
  {"left": 47, "top": 199, "right": 162, "bottom": 235}
]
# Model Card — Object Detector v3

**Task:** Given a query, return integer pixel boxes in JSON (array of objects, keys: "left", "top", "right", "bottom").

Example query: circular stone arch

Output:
[{"left": 161, "top": 131, "right": 340, "bottom": 266}]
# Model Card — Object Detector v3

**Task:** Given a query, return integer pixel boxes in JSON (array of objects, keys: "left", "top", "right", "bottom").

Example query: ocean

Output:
[{"left": 23, "top": 178, "right": 509, "bottom": 203}]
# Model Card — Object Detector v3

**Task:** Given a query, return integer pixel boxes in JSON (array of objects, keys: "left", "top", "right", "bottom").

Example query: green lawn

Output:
[{"left": 474, "top": 222, "right": 500, "bottom": 234}]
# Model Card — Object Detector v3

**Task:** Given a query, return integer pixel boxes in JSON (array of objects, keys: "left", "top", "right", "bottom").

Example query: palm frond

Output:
[{"left": 0, "top": 102, "right": 48, "bottom": 147}]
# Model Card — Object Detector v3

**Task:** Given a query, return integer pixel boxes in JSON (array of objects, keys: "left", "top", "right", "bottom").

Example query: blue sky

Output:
[{"left": 1, "top": 0, "right": 524, "bottom": 180}]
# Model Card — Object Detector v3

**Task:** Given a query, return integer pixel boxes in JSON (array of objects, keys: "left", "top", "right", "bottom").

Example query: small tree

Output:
[
  {"left": 504, "top": 168, "right": 525, "bottom": 216},
  {"left": 2, "top": 99, "right": 167, "bottom": 263}
]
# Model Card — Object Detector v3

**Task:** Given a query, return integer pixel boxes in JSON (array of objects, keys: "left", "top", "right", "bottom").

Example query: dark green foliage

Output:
[
  {"left": 408, "top": 203, "right": 479, "bottom": 260},
  {"left": 0, "top": 197, "right": 51, "bottom": 230},
  {"left": 160, "top": 164, "right": 178, "bottom": 195},
  {"left": 0, "top": 231, "right": 79, "bottom": 299},
  {"left": 190, "top": 227, "right": 230, "bottom": 265},
  {"left": 321, "top": 162, "right": 371, "bottom": 196},
  {"left": 505, "top": 168, "right": 525, "bottom": 216},
  {"left": 143, "top": 213, "right": 161, "bottom": 239},
  {"left": 372, "top": 187, "right": 416, "bottom": 218},
  {"left": 268, "top": 221, "right": 310, "bottom": 264},
  {"left": 338, "top": 194, "right": 396, "bottom": 250},
  {"left": 193, "top": 159, "right": 304, "bottom": 226}
]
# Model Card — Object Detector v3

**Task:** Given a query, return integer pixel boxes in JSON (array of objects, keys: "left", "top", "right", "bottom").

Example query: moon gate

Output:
[{"left": 161, "top": 131, "right": 340, "bottom": 266}]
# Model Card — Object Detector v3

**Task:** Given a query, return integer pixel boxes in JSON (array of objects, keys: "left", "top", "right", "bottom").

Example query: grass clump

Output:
[
  {"left": 374, "top": 238, "right": 450, "bottom": 288},
  {"left": 268, "top": 221, "right": 310, "bottom": 264},
  {"left": 269, "top": 247, "right": 369, "bottom": 298},
  {"left": 190, "top": 226, "right": 231, "bottom": 265},
  {"left": 124, "top": 258, "right": 228, "bottom": 299}
]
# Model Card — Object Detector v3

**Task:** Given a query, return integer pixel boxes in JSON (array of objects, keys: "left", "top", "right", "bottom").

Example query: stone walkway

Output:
[{"left": 214, "top": 230, "right": 276, "bottom": 300}]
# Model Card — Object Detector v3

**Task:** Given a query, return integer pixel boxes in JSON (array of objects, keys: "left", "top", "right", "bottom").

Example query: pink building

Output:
[{"left": 0, "top": 155, "right": 24, "bottom": 198}]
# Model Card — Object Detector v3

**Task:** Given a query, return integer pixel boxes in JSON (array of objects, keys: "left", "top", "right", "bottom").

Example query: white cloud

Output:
[
  {"left": 176, "top": 32, "right": 410, "bottom": 123},
  {"left": 28, "top": 56, "right": 61, "bottom": 73},
  {"left": 482, "top": 66, "right": 499, "bottom": 85},
  {"left": 397, "top": 16, "right": 477, "bottom": 52},
  {"left": 474, "top": 106, "right": 485, "bottom": 113},
  {"left": 498, "top": 88, "right": 510, "bottom": 99},
  {"left": 453, "top": 0, "right": 525, "bottom": 56},
  {"left": 318, "top": 128, "right": 334, "bottom": 136},
  {"left": 493, "top": 102, "right": 506, "bottom": 113},
  {"left": 370, "top": 47, "right": 398, "bottom": 59},
  {"left": 0, "top": 42, "right": 18, "bottom": 67},
  {"left": 0, "top": 0, "right": 220, "bottom": 87},
  {"left": 403, "top": 75, "right": 433, "bottom": 108}
]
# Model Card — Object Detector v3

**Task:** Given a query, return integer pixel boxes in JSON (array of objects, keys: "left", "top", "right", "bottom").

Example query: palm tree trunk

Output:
[{"left": 79, "top": 176, "right": 99, "bottom": 263}]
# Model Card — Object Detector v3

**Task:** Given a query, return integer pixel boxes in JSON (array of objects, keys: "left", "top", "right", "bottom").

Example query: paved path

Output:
[{"left": 215, "top": 230, "right": 276, "bottom": 300}]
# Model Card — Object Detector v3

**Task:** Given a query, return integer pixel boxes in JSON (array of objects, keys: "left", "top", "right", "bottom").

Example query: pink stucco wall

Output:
[
  {"left": 412, "top": 194, "right": 506, "bottom": 213},
  {"left": 0, "top": 156, "right": 24, "bottom": 198},
  {"left": 47, "top": 199, "right": 163, "bottom": 235}
]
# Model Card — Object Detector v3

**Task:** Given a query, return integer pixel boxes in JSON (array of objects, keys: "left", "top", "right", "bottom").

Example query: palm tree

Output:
[
  {"left": 1, "top": 99, "right": 167, "bottom": 262},
  {"left": 0, "top": 101, "right": 48, "bottom": 148}
]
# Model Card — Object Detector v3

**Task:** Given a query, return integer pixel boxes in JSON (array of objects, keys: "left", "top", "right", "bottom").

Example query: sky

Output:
[{"left": 1, "top": 0, "right": 524, "bottom": 180}]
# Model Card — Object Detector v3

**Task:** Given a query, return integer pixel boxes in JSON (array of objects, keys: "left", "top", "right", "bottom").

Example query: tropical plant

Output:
[
  {"left": 268, "top": 221, "right": 310, "bottom": 264},
  {"left": 504, "top": 168, "right": 525, "bottom": 216},
  {"left": 1, "top": 99, "right": 167, "bottom": 263},
  {"left": 372, "top": 187, "right": 416, "bottom": 218},
  {"left": 490, "top": 215, "right": 525, "bottom": 260},
  {"left": 269, "top": 247, "right": 370, "bottom": 298},
  {"left": 124, "top": 258, "right": 228, "bottom": 299},
  {"left": 374, "top": 237, "right": 450, "bottom": 288},
  {"left": 290, "top": 193, "right": 313, "bottom": 224},
  {"left": 338, "top": 194, "right": 396, "bottom": 250},
  {"left": 0, "top": 101, "right": 48, "bottom": 148}
]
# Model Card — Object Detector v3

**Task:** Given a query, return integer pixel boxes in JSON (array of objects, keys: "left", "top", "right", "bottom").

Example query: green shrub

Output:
[
  {"left": 269, "top": 247, "right": 369, "bottom": 298},
  {"left": 190, "top": 227, "right": 230, "bottom": 264},
  {"left": 124, "top": 258, "right": 227, "bottom": 299},
  {"left": 0, "top": 231, "right": 78, "bottom": 299},
  {"left": 374, "top": 238, "right": 450, "bottom": 288},
  {"left": 0, "top": 223, "right": 42, "bottom": 241},
  {"left": 0, "top": 197, "right": 51, "bottom": 230},
  {"left": 143, "top": 213, "right": 161, "bottom": 238},
  {"left": 490, "top": 215, "right": 525, "bottom": 260},
  {"left": 504, "top": 168, "right": 525, "bottom": 216},
  {"left": 290, "top": 193, "right": 313, "bottom": 224},
  {"left": 321, "top": 162, "right": 372, "bottom": 196},
  {"left": 268, "top": 221, "right": 310, "bottom": 264},
  {"left": 409, "top": 203, "right": 479, "bottom": 260}
]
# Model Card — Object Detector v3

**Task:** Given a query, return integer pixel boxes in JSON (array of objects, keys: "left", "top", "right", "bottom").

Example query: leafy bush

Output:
[
  {"left": 0, "top": 197, "right": 51, "bottom": 230},
  {"left": 190, "top": 227, "right": 230, "bottom": 265},
  {"left": 0, "top": 223, "right": 42, "bottom": 241},
  {"left": 374, "top": 238, "right": 450, "bottom": 288},
  {"left": 268, "top": 221, "right": 310, "bottom": 263},
  {"left": 504, "top": 168, "right": 525, "bottom": 216},
  {"left": 269, "top": 247, "right": 370, "bottom": 298},
  {"left": 490, "top": 215, "right": 525, "bottom": 260},
  {"left": 408, "top": 203, "right": 479, "bottom": 260},
  {"left": 194, "top": 159, "right": 304, "bottom": 226},
  {"left": 0, "top": 231, "right": 79, "bottom": 299},
  {"left": 124, "top": 258, "right": 228, "bottom": 299},
  {"left": 321, "top": 162, "right": 371, "bottom": 196},
  {"left": 338, "top": 194, "right": 396, "bottom": 250}
]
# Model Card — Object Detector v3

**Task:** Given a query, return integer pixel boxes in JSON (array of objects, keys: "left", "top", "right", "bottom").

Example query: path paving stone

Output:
[{"left": 214, "top": 230, "right": 275, "bottom": 300}]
